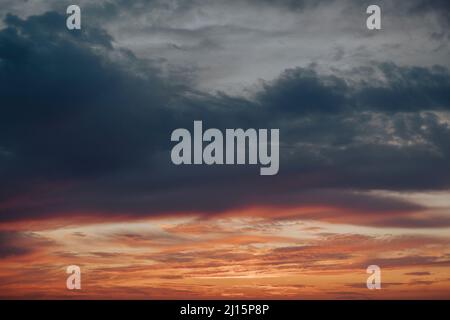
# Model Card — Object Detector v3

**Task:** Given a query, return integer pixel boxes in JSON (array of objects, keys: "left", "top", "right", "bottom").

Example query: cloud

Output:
[
  {"left": 0, "top": 2, "right": 449, "bottom": 300},
  {"left": 0, "top": 215, "right": 448, "bottom": 298},
  {"left": 0, "top": 11, "right": 449, "bottom": 229},
  {"left": 0, "top": 231, "right": 31, "bottom": 258},
  {"left": 404, "top": 271, "right": 431, "bottom": 276},
  {"left": 0, "top": 12, "right": 178, "bottom": 202},
  {"left": 0, "top": 231, "right": 53, "bottom": 259},
  {"left": 257, "top": 67, "right": 348, "bottom": 114},
  {"left": 355, "top": 63, "right": 450, "bottom": 112}
]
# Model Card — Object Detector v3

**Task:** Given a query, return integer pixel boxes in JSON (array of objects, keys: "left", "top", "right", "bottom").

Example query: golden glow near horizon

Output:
[{"left": 1, "top": 191, "right": 449, "bottom": 299}]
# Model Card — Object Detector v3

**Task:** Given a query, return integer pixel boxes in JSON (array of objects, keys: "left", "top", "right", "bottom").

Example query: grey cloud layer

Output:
[
  {"left": 2, "top": 0, "right": 449, "bottom": 93},
  {"left": 0, "top": 5, "right": 449, "bottom": 226},
  {"left": 82, "top": 0, "right": 450, "bottom": 92}
]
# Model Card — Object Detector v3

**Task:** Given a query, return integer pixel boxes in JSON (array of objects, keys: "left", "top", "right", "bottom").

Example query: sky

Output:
[{"left": 0, "top": 0, "right": 449, "bottom": 299}]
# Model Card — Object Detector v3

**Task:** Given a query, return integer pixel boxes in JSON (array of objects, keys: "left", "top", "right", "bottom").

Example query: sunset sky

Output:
[{"left": 0, "top": 0, "right": 450, "bottom": 299}]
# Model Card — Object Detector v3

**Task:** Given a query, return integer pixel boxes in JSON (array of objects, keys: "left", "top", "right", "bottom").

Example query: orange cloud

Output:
[{"left": 0, "top": 213, "right": 449, "bottom": 299}]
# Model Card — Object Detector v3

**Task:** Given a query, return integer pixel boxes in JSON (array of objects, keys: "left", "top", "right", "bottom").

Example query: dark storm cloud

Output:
[
  {"left": 0, "top": 11, "right": 449, "bottom": 225},
  {"left": 0, "top": 12, "right": 177, "bottom": 190},
  {"left": 0, "top": 231, "right": 53, "bottom": 259},
  {"left": 355, "top": 63, "right": 450, "bottom": 112},
  {"left": 257, "top": 68, "right": 348, "bottom": 115},
  {"left": 0, "top": 231, "right": 31, "bottom": 258},
  {"left": 257, "top": 63, "right": 450, "bottom": 114}
]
